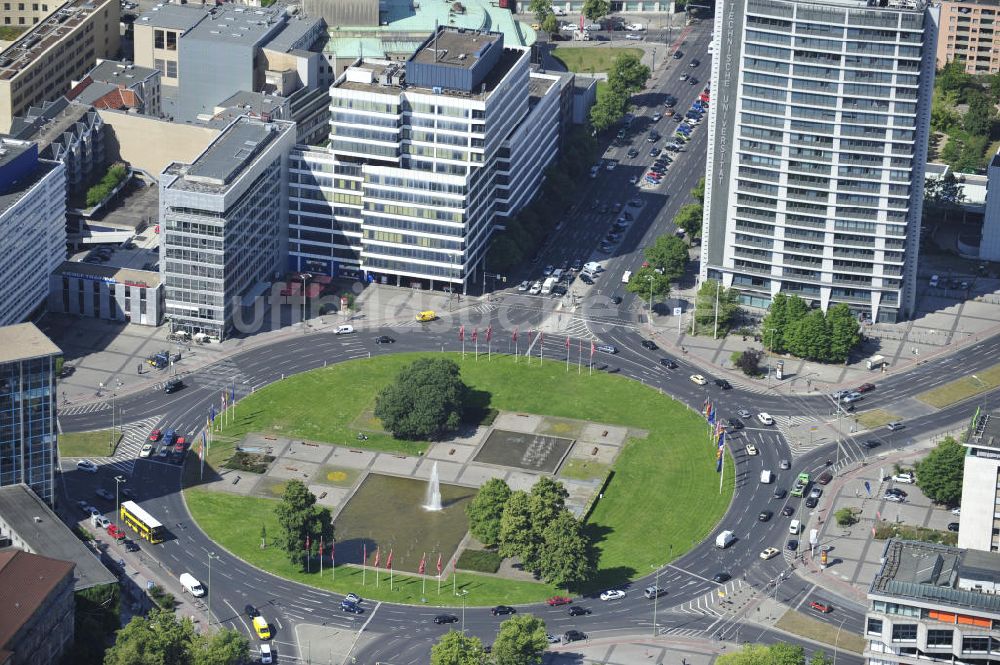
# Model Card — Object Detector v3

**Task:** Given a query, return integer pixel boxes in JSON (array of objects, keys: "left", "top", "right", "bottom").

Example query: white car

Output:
[
  {"left": 260, "top": 644, "right": 273, "bottom": 664},
  {"left": 760, "top": 547, "right": 780, "bottom": 560},
  {"left": 893, "top": 473, "right": 915, "bottom": 484},
  {"left": 600, "top": 589, "right": 626, "bottom": 601},
  {"left": 626, "top": 33, "right": 642, "bottom": 40},
  {"left": 883, "top": 493, "right": 904, "bottom": 503},
  {"left": 345, "top": 593, "right": 362, "bottom": 604},
  {"left": 528, "top": 281, "right": 542, "bottom": 295},
  {"left": 952, "top": 507, "right": 961, "bottom": 516},
  {"left": 93, "top": 515, "right": 110, "bottom": 529},
  {"left": 76, "top": 459, "right": 98, "bottom": 473},
  {"left": 745, "top": 444, "right": 758, "bottom": 456},
  {"left": 689, "top": 374, "right": 707, "bottom": 385},
  {"left": 139, "top": 443, "right": 153, "bottom": 458},
  {"left": 757, "top": 412, "right": 774, "bottom": 426}
]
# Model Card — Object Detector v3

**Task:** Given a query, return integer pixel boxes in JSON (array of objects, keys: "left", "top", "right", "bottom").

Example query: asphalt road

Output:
[{"left": 54, "top": 22, "right": 1000, "bottom": 665}]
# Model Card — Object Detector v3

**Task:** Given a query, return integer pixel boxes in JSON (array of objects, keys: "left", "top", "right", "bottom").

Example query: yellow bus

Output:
[{"left": 120, "top": 500, "right": 166, "bottom": 544}]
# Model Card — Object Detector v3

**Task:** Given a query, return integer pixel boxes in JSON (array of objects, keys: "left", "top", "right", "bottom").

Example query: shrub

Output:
[
  {"left": 835, "top": 507, "right": 858, "bottom": 527},
  {"left": 223, "top": 451, "right": 275, "bottom": 474},
  {"left": 456, "top": 549, "right": 502, "bottom": 573},
  {"left": 85, "top": 163, "right": 129, "bottom": 208}
]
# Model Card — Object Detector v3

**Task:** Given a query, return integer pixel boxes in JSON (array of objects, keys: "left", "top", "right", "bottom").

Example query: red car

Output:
[
  {"left": 149, "top": 429, "right": 161, "bottom": 442},
  {"left": 107, "top": 524, "right": 126, "bottom": 540},
  {"left": 547, "top": 596, "right": 573, "bottom": 606},
  {"left": 809, "top": 601, "right": 832, "bottom": 614},
  {"left": 173, "top": 436, "right": 187, "bottom": 455},
  {"left": 855, "top": 383, "right": 876, "bottom": 393}
]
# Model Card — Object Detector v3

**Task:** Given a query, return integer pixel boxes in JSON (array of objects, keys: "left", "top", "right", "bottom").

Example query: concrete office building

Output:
[
  {"left": 958, "top": 409, "right": 1000, "bottom": 553},
  {"left": 68, "top": 59, "right": 161, "bottom": 117},
  {"left": 0, "top": 549, "right": 75, "bottom": 665},
  {"left": 48, "top": 262, "right": 163, "bottom": 326},
  {"left": 936, "top": 0, "right": 1000, "bottom": 74},
  {"left": 0, "top": 323, "right": 60, "bottom": 506},
  {"left": 0, "top": 0, "right": 60, "bottom": 30},
  {"left": 288, "top": 27, "right": 560, "bottom": 289},
  {"left": 866, "top": 539, "right": 1000, "bottom": 665},
  {"left": 160, "top": 117, "right": 296, "bottom": 339},
  {"left": 700, "top": 0, "right": 938, "bottom": 323},
  {"left": 0, "top": 0, "right": 120, "bottom": 133},
  {"left": 982, "top": 152, "right": 1000, "bottom": 262},
  {"left": 0, "top": 137, "right": 66, "bottom": 325}
]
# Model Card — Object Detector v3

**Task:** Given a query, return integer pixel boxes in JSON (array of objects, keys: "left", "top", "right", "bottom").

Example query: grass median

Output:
[
  {"left": 551, "top": 47, "right": 644, "bottom": 74},
  {"left": 59, "top": 428, "right": 122, "bottom": 458},
  {"left": 916, "top": 363, "right": 1000, "bottom": 408},
  {"left": 184, "top": 353, "right": 734, "bottom": 604},
  {"left": 776, "top": 609, "right": 865, "bottom": 654}
]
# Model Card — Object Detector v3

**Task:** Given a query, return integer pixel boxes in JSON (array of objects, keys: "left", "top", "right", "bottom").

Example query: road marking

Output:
[
  {"left": 793, "top": 583, "right": 817, "bottom": 611},
  {"left": 666, "top": 564, "right": 714, "bottom": 583}
]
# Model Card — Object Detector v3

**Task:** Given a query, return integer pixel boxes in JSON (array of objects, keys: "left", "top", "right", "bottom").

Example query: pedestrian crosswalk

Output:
[
  {"left": 674, "top": 579, "right": 745, "bottom": 616},
  {"left": 60, "top": 401, "right": 111, "bottom": 417},
  {"left": 79, "top": 415, "right": 162, "bottom": 477},
  {"left": 659, "top": 627, "right": 707, "bottom": 638},
  {"left": 779, "top": 416, "right": 831, "bottom": 456},
  {"left": 197, "top": 357, "right": 251, "bottom": 403}
]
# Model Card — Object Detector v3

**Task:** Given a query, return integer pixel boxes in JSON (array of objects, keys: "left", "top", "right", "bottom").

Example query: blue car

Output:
[
  {"left": 677, "top": 125, "right": 693, "bottom": 135},
  {"left": 341, "top": 600, "right": 364, "bottom": 614},
  {"left": 162, "top": 429, "right": 176, "bottom": 446}
]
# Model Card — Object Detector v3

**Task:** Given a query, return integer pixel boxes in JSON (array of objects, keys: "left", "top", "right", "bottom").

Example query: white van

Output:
[
  {"left": 335, "top": 325, "right": 354, "bottom": 335},
  {"left": 583, "top": 261, "right": 603, "bottom": 274},
  {"left": 622, "top": 270, "right": 633, "bottom": 284},
  {"left": 179, "top": 572, "right": 206, "bottom": 597},
  {"left": 789, "top": 519, "right": 801, "bottom": 535},
  {"left": 760, "top": 470, "right": 773, "bottom": 484},
  {"left": 551, "top": 268, "right": 564, "bottom": 282},
  {"left": 715, "top": 530, "right": 736, "bottom": 549}
]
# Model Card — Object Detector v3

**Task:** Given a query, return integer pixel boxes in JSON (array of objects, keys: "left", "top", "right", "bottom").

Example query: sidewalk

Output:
[{"left": 544, "top": 634, "right": 730, "bottom": 665}]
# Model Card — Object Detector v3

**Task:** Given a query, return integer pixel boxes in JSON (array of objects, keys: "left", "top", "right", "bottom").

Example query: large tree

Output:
[
  {"left": 374, "top": 357, "right": 468, "bottom": 440},
  {"left": 761, "top": 292, "right": 788, "bottom": 353},
  {"left": 491, "top": 615, "right": 549, "bottom": 665},
  {"left": 936, "top": 59, "right": 972, "bottom": 97},
  {"left": 498, "top": 490, "right": 536, "bottom": 567},
  {"left": 538, "top": 511, "right": 594, "bottom": 589},
  {"left": 274, "top": 479, "right": 333, "bottom": 570},
  {"left": 644, "top": 235, "right": 689, "bottom": 281},
  {"left": 540, "top": 12, "right": 559, "bottom": 34},
  {"left": 674, "top": 202, "right": 704, "bottom": 237},
  {"left": 788, "top": 309, "right": 831, "bottom": 362},
  {"left": 104, "top": 609, "right": 250, "bottom": 665},
  {"left": 527, "top": 0, "right": 552, "bottom": 22},
  {"left": 691, "top": 176, "right": 705, "bottom": 203},
  {"left": 582, "top": 0, "right": 608, "bottom": 20},
  {"left": 430, "top": 631, "right": 487, "bottom": 665},
  {"left": 916, "top": 437, "right": 965, "bottom": 506},
  {"left": 964, "top": 90, "right": 994, "bottom": 136},
  {"left": 827, "top": 303, "right": 861, "bottom": 364},
  {"left": 466, "top": 478, "right": 512, "bottom": 546},
  {"left": 716, "top": 643, "right": 806, "bottom": 665},
  {"left": 190, "top": 630, "right": 251, "bottom": 665},
  {"left": 608, "top": 53, "right": 650, "bottom": 97},
  {"left": 625, "top": 266, "right": 672, "bottom": 303},
  {"left": 589, "top": 90, "right": 628, "bottom": 133},
  {"left": 693, "top": 279, "right": 741, "bottom": 336}
]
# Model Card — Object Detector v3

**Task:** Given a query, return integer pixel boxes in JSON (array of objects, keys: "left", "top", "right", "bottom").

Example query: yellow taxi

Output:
[
  {"left": 253, "top": 615, "right": 271, "bottom": 640},
  {"left": 415, "top": 310, "right": 437, "bottom": 322}
]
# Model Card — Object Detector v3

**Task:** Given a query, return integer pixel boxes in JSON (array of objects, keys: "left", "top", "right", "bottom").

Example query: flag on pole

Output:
[
  {"left": 319, "top": 536, "right": 324, "bottom": 559},
  {"left": 590, "top": 341, "right": 596, "bottom": 357},
  {"left": 305, "top": 534, "right": 311, "bottom": 552},
  {"left": 436, "top": 553, "right": 442, "bottom": 574},
  {"left": 373, "top": 547, "right": 380, "bottom": 568},
  {"left": 565, "top": 336, "right": 570, "bottom": 349},
  {"left": 230, "top": 383, "right": 236, "bottom": 404},
  {"left": 472, "top": 328, "right": 478, "bottom": 342},
  {"left": 512, "top": 328, "right": 518, "bottom": 342},
  {"left": 419, "top": 553, "right": 426, "bottom": 575},
  {"left": 363, "top": 543, "right": 367, "bottom": 564},
  {"left": 486, "top": 327, "right": 493, "bottom": 342},
  {"left": 386, "top": 550, "right": 393, "bottom": 570},
  {"left": 459, "top": 326, "right": 465, "bottom": 341},
  {"left": 199, "top": 431, "right": 206, "bottom": 460},
  {"left": 716, "top": 431, "right": 725, "bottom": 472},
  {"left": 222, "top": 389, "right": 227, "bottom": 409},
  {"left": 209, "top": 405, "right": 217, "bottom": 423}
]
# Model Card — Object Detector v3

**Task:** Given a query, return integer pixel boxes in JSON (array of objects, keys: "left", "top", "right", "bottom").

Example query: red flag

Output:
[
  {"left": 419, "top": 552, "right": 426, "bottom": 575},
  {"left": 459, "top": 326, "right": 465, "bottom": 341},
  {"left": 386, "top": 549, "right": 393, "bottom": 570},
  {"left": 590, "top": 341, "right": 596, "bottom": 357},
  {"left": 331, "top": 539, "right": 335, "bottom": 560},
  {"left": 436, "top": 553, "right": 442, "bottom": 574},
  {"left": 512, "top": 328, "right": 518, "bottom": 342},
  {"left": 305, "top": 534, "right": 311, "bottom": 551},
  {"left": 472, "top": 328, "right": 478, "bottom": 342},
  {"left": 539, "top": 331, "right": 544, "bottom": 344},
  {"left": 363, "top": 543, "right": 367, "bottom": 565},
  {"left": 319, "top": 537, "right": 324, "bottom": 558},
  {"left": 486, "top": 326, "right": 493, "bottom": 342},
  {"left": 373, "top": 546, "right": 380, "bottom": 568},
  {"left": 566, "top": 336, "right": 570, "bottom": 349}
]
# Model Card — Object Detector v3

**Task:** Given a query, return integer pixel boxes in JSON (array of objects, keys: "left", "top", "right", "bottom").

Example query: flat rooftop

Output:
[
  {"left": 0, "top": 158, "right": 58, "bottom": 218},
  {"left": 410, "top": 29, "right": 500, "bottom": 70},
  {"left": 55, "top": 260, "right": 161, "bottom": 289},
  {"left": 0, "top": 485, "right": 116, "bottom": 590},
  {"left": 0, "top": 322, "right": 60, "bottom": 363},
  {"left": 968, "top": 409, "right": 1000, "bottom": 451},
  {"left": 0, "top": 0, "right": 112, "bottom": 82},
  {"left": 184, "top": 4, "right": 285, "bottom": 45},
  {"left": 135, "top": 2, "right": 205, "bottom": 32},
  {"left": 871, "top": 540, "right": 1000, "bottom": 614},
  {"left": 88, "top": 59, "right": 157, "bottom": 83},
  {"left": 0, "top": 137, "right": 33, "bottom": 171}
]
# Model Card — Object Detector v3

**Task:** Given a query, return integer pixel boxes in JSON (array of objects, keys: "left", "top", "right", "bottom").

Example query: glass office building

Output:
[{"left": 0, "top": 323, "right": 60, "bottom": 505}]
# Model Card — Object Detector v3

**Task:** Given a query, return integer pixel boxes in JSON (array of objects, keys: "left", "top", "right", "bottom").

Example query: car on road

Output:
[
  {"left": 563, "top": 630, "right": 587, "bottom": 643},
  {"left": 781, "top": 505, "right": 795, "bottom": 517},
  {"left": 809, "top": 487, "right": 823, "bottom": 499},
  {"left": 713, "top": 572, "right": 731, "bottom": 583},
  {"left": 107, "top": 524, "right": 126, "bottom": 540},
  {"left": 690, "top": 374, "right": 707, "bottom": 385},
  {"left": 760, "top": 547, "right": 780, "bottom": 560},
  {"left": 568, "top": 606, "right": 591, "bottom": 616},
  {"left": 715, "top": 378, "right": 731, "bottom": 390},
  {"left": 659, "top": 358, "right": 677, "bottom": 369},
  {"left": 886, "top": 422, "right": 905, "bottom": 432},
  {"left": 335, "top": 325, "right": 355, "bottom": 334},
  {"left": 433, "top": 615, "right": 459, "bottom": 624},
  {"left": 787, "top": 538, "right": 799, "bottom": 551},
  {"left": 673, "top": 51, "right": 683, "bottom": 59},
  {"left": 528, "top": 281, "right": 542, "bottom": 294},
  {"left": 596, "top": 344, "right": 618, "bottom": 354},
  {"left": 649, "top": 147, "right": 661, "bottom": 157},
  {"left": 625, "top": 33, "right": 642, "bottom": 40},
  {"left": 579, "top": 274, "right": 594, "bottom": 285},
  {"left": 76, "top": 460, "right": 98, "bottom": 473},
  {"left": 855, "top": 383, "right": 876, "bottom": 393},
  {"left": 757, "top": 412, "right": 775, "bottom": 426},
  {"left": 123, "top": 539, "right": 140, "bottom": 552},
  {"left": 745, "top": 444, "right": 758, "bottom": 456},
  {"left": 809, "top": 601, "right": 832, "bottom": 614},
  {"left": 758, "top": 510, "right": 772, "bottom": 522},
  {"left": 140, "top": 443, "right": 153, "bottom": 458},
  {"left": 626, "top": 148, "right": 640, "bottom": 158},
  {"left": 952, "top": 507, "right": 961, "bottom": 515},
  {"left": 491, "top": 605, "right": 516, "bottom": 616},
  {"left": 862, "top": 440, "right": 881, "bottom": 449},
  {"left": 547, "top": 634, "right": 562, "bottom": 644},
  {"left": 246, "top": 604, "right": 260, "bottom": 618},
  {"left": 547, "top": 596, "right": 573, "bottom": 606},
  {"left": 689, "top": 77, "right": 699, "bottom": 86},
  {"left": 690, "top": 58, "right": 700, "bottom": 67},
  {"left": 641, "top": 340, "right": 658, "bottom": 350},
  {"left": 95, "top": 488, "right": 114, "bottom": 501},
  {"left": 779, "top": 459, "right": 791, "bottom": 470},
  {"left": 726, "top": 418, "right": 744, "bottom": 431},
  {"left": 883, "top": 493, "right": 904, "bottom": 503},
  {"left": 164, "top": 377, "right": 184, "bottom": 394},
  {"left": 948, "top": 522, "right": 960, "bottom": 532},
  {"left": 94, "top": 516, "right": 111, "bottom": 529},
  {"left": 149, "top": 429, "right": 162, "bottom": 442},
  {"left": 374, "top": 335, "right": 395, "bottom": 344},
  {"left": 341, "top": 600, "right": 363, "bottom": 613},
  {"left": 652, "top": 113, "right": 662, "bottom": 122},
  {"left": 679, "top": 73, "right": 689, "bottom": 81},
  {"left": 773, "top": 488, "right": 787, "bottom": 500},
  {"left": 841, "top": 392, "right": 863, "bottom": 404},
  {"left": 893, "top": 473, "right": 915, "bottom": 484},
  {"left": 516, "top": 280, "right": 531, "bottom": 292},
  {"left": 259, "top": 644, "right": 273, "bottom": 664},
  {"left": 415, "top": 310, "right": 437, "bottom": 322},
  {"left": 600, "top": 589, "right": 626, "bottom": 601},
  {"left": 805, "top": 496, "right": 819, "bottom": 508}
]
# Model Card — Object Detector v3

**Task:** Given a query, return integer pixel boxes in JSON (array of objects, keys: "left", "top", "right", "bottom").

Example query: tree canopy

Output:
[
  {"left": 673, "top": 202, "right": 703, "bottom": 238},
  {"left": 527, "top": 0, "right": 551, "bottom": 21},
  {"left": 274, "top": 479, "right": 333, "bottom": 570},
  {"left": 644, "top": 235, "right": 689, "bottom": 281},
  {"left": 103, "top": 609, "right": 249, "bottom": 665},
  {"left": 692, "top": 279, "right": 741, "bottom": 336},
  {"left": 761, "top": 295, "right": 861, "bottom": 363},
  {"left": 430, "top": 631, "right": 487, "bottom": 665},
  {"left": 625, "top": 266, "right": 672, "bottom": 303},
  {"left": 582, "top": 0, "right": 608, "bottom": 20},
  {"left": 374, "top": 357, "right": 468, "bottom": 440},
  {"left": 492, "top": 615, "right": 549, "bottom": 665},
  {"left": 466, "top": 477, "right": 512, "bottom": 546},
  {"left": 608, "top": 53, "right": 650, "bottom": 97},
  {"left": 916, "top": 437, "right": 965, "bottom": 506}
]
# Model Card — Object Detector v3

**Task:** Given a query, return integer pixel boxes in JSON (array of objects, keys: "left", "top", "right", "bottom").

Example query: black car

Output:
[
  {"left": 948, "top": 522, "right": 960, "bottom": 532},
  {"left": 664, "top": 95, "right": 677, "bottom": 106},
  {"left": 660, "top": 358, "right": 678, "bottom": 369},
  {"left": 641, "top": 340, "right": 658, "bottom": 350},
  {"left": 374, "top": 335, "right": 395, "bottom": 344},
  {"left": 787, "top": 539, "right": 799, "bottom": 551},
  {"left": 568, "top": 606, "right": 591, "bottom": 617},
  {"left": 245, "top": 604, "right": 260, "bottom": 618},
  {"left": 552, "top": 285, "right": 568, "bottom": 296},
  {"left": 688, "top": 77, "right": 699, "bottom": 86},
  {"left": 649, "top": 147, "right": 661, "bottom": 157},
  {"left": 727, "top": 418, "right": 744, "bottom": 431},
  {"left": 672, "top": 51, "right": 683, "bottom": 59},
  {"left": 164, "top": 378, "right": 184, "bottom": 394},
  {"left": 715, "top": 378, "right": 731, "bottom": 390},
  {"left": 862, "top": 440, "right": 881, "bottom": 449},
  {"left": 580, "top": 274, "right": 594, "bottom": 285},
  {"left": 610, "top": 296, "right": 622, "bottom": 305},
  {"left": 805, "top": 496, "right": 819, "bottom": 509},
  {"left": 773, "top": 488, "right": 787, "bottom": 500},
  {"left": 713, "top": 572, "right": 731, "bottom": 583},
  {"left": 58, "top": 365, "right": 75, "bottom": 379},
  {"left": 886, "top": 488, "right": 907, "bottom": 497},
  {"left": 491, "top": 605, "right": 516, "bottom": 616},
  {"left": 690, "top": 58, "right": 700, "bottom": 67},
  {"left": 758, "top": 510, "right": 772, "bottom": 522},
  {"left": 781, "top": 505, "right": 795, "bottom": 516},
  {"left": 433, "top": 614, "right": 459, "bottom": 624},
  {"left": 563, "top": 630, "right": 587, "bottom": 643},
  {"left": 123, "top": 539, "right": 140, "bottom": 552},
  {"left": 341, "top": 601, "right": 364, "bottom": 614}
]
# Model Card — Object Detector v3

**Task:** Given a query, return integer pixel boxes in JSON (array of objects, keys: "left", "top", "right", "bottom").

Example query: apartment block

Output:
[
  {"left": 68, "top": 59, "right": 161, "bottom": 117},
  {"left": 159, "top": 117, "right": 295, "bottom": 339},
  {"left": 936, "top": 0, "right": 1000, "bottom": 74},
  {"left": 0, "top": 0, "right": 120, "bottom": 133},
  {"left": 288, "top": 27, "right": 560, "bottom": 289},
  {"left": 701, "top": 0, "right": 937, "bottom": 323},
  {"left": 0, "top": 137, "right": 66, "bottom": 325},
  {"left": 958, "top": 409, "right": 1000, "bottom": 553},
  {"left": 0, "top": 549, "right": 75, "bottom": 665},
  {"left": 0, "top": 0, "right": 60, "bottom": 31},
  {"left": 0, "top": 323, "right": 60, "bottom": 506},
  {"left": 866, "top": 540, "right": 1000, "bottom": 665}
]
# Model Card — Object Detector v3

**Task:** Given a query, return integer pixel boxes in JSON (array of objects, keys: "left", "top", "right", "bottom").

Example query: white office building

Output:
[
  {"left": 958, "top": 409, "right": 1000, "bottom": 553},
  {"left": 159, "top": 117, "right": 296, "bottom": 339},
  {"left": 0, "top": 138, "right": 66, "bottom": 326},
  {"left": 701, "top": 0, "right": 938, "bottom": 322},
  {"left": 288, "top": 27, "right": 561, "bottom": 290}
]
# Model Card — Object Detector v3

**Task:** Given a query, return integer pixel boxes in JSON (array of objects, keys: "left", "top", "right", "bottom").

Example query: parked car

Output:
[
  {"left": 563, "top": 630, "right": 587, "bottom": 643},
  {"left": 760, "top": 547, "right": 780, "bottom": 560},
  {"left": 726, "top": 418, "right": 744, "bottom": 431},
  {"left": 140, "top": 443, "right": 153, "bottom": 458},
  {"left": 893, "top": 473, "right": 915, "bottom": 484},
  {"left": 805, "top": 496, "right": 819, "bottom": 509},
  {"left": 107, "top": 524, "right": 126, "bottom": 540},
  {"left": 855, "top": 383, "right": 876, "bottom": 393},
  {"left": 95, "top": 488, "right": 114, "bottom": 501},
  {"left": 713, "top": 572, "right": 731, "bottom": 583},
  {"left": 948, "top": 522, "right": 960, "bottom": 532},
  {"left": 886, "top": 422, "right": 905, "bottom": 432},
  {"left": 641, "top": 340, "right": 658, "bottom": 350},
  {"left": 779, "top": 459, "right": 791, "bottom": 470},
  {"left": 148, "top": 429, "right": 162, "bottom": 442},
  {"left": 773, "top": 488, "right": 787, "bottom": 500}
]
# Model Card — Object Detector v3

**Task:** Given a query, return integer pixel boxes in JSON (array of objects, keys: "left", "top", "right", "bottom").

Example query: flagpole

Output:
[
  {"left": 578, "top": 340, "right": 582, "bottom": 374},
  {"left": 437, "top": 573, "right": 441, "bottom": 595},
  {"left": 320, "top": 543, "right": 324, "bottom": 578},
  {"left": 566, "top": 338, "right": 569, "bottom": 372},
  {"left": 720, "top": 443, "right": 726, "bottom": 494},
  {"left": 539, "top": 333, "right": 543, "bottom": 363}
]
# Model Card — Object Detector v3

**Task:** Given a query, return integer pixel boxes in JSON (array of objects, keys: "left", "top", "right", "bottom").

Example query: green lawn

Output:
[
  {"left": 776, "top": 610, "right": 865, "bottom": 654},
  {"left": 916, "top": 363, "right": 1000, "bottom": 408},
  {"left": 855, "top": 408, "right": 898, "bottom": 430},
  {"left": 185, "top": 353, "right": 734, "bottom": 604},
  {"left": 551, "top": 47, "right": 644, "bottom": 74},
  {"left": 59, "top": 429, "right": 122, "bottom": 458}
]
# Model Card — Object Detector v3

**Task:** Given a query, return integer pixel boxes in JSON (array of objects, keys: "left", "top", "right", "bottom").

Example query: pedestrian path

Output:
[
  {"left": 674, "top": 579, "right": 745, "bottom": 616},
  {"left": 82, "top": 415, "right": 162, "bottom": 477},
  {"left": 779, "top": 416, "right": 829, "bottom": 456}
]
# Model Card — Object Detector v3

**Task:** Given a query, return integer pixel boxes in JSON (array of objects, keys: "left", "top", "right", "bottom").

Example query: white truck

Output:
[
  {"left": 179, "top": 572, "right": 206, "bottom": 597},
  {"left": 866, "top": 354, "right": 886, "bottom": 370},
  {"left": 715, "top": 530, "right": 736, "bottom": 549},
  {"left": 541, "top": 277, "right": 557, "bottom": 295},
  {"left": 760, "top": 470, "right": 773, "bottom": 484}
]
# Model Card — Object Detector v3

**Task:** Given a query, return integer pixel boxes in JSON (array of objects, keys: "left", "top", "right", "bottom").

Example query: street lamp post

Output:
[
  {"left": 650, "top": 564, "right": 661, "bottom": 636},
  {"left": 834, "top": 617, "right": 846, "bottom": 665},
  {"left": 456, "top": 589, "right": 468, "bottom": 634},
  {"left": 301, "top": 273, "right": 312, "bottom": 327},
  {"left": 207, "top": 551, "right": 218, "bottom": 626},
  {"left": 114, "top": 475, "right": 126, "bottom": 532}
]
